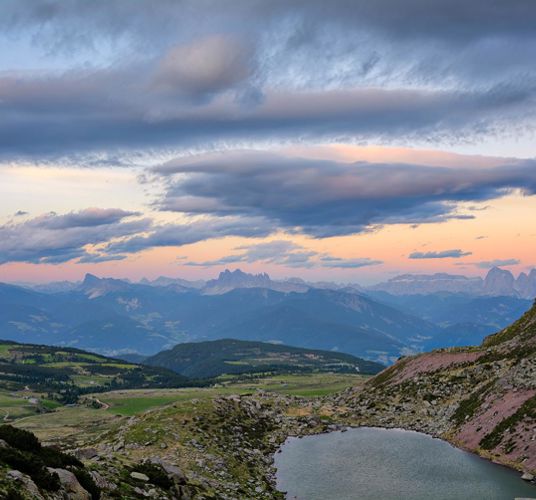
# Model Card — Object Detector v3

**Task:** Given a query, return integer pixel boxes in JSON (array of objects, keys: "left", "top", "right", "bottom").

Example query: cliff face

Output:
[{"left": 337, "top": 300, "right": 536, "bottom": 474}]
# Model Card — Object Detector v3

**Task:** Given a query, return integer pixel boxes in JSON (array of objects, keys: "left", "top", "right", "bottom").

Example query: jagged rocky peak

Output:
[
  {"left": 80, "top": 273, "right": 128, "bottom": 298},
  {"left": 202, "top": 268, "right": 309, "bottom": 295},
  {"left": 82, "top": 272, "right": 101, "bottom": 286},
  {"left": 483, "top": 266, "right": 515, "bottom": 295},
  {"left": 370, "top": 267, "right": 536, "bottom": 298},
  {"left": 216, "top": 269, "right": 271, "bottom": 285}
]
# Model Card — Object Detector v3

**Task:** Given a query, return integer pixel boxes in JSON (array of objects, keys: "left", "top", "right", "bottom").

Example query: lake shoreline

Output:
[
  {"left": 272, "top": 426, "right": 536, "bottom": 499},
  {"left": 265, "top": 408, "right": 536, "bottom": 498}
]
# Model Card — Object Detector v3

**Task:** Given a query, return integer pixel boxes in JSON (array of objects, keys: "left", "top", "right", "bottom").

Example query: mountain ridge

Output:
[
  {"left": 371, "top": 267, "right": 536, "bottom": 298},
  {"left": 143, "top": 338, "right": 384, "bottom": 378}
]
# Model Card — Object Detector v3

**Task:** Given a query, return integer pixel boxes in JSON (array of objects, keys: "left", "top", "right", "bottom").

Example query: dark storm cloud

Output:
[
  {"left": 154, "top": 151, "right": 536, "bottom": 237},
  {"left": 1, "top": 1, "right": 536, "bottom": 158},
  {"left": 0, "top": 208, "right": 149, "bottom": 264},
  {"left": 409, "top": 249, "right": 472, "bottom": 259}
]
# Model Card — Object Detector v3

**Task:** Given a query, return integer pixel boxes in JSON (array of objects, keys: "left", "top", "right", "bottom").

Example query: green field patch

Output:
[
  {"left": 0, "top": 345, "right": 13, "bottom": 357},
  {"left": 104, "top": 396, "right": 186, "bottom": 416}
]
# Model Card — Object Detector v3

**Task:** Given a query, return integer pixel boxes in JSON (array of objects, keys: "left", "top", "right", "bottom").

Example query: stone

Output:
[
  {"left": 74, "top": 447, "right": 99, "bottom": 460},
  {"left": 130, "top": 471, "right": 150, "bottom": 482},
  {"left": 521, "top": 472, "right": 535, "bottom": 481},
  {"left": 48, "top": 467, "right": 91, "bottom": 500},
  {"left": 7, "top": 470, "right": 44, "bottom": 499},
  {"left": 90, "top": 470, "right": 117, "bottom": 490},
  {"left": 149, "top": 458, "right": 187, "bottom": 484}
]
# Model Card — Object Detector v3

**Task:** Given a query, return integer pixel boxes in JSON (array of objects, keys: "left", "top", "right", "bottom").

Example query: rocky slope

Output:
[{"left": 334, "top": 299, "right": 536, "bottom": 475}]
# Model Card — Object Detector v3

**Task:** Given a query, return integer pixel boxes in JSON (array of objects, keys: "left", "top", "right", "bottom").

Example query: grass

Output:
[
  {"left": 7, "top": 372, "right": 364, "bottom": 449},
  {"left": 104, "top": 396, "right": 188, "bottom": 416},
  {"left": 14, "top": 407, "right": 120, "bottom": 444},
  {"left": 0, "top": 392, "right": 40, "bottom": 420},
  {"left": 96, "top": 372, "right": 365, "bottom": 415}
]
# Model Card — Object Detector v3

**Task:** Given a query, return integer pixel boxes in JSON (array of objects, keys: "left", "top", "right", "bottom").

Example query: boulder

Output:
[
  {"left": 74, "top": 447, "right": 99, "bottom": 460},
  {"left": 130, "top": 471, "right": 150, "bottom": 482},
  {"left": 149, "top": 457, "right": 187, "bottom": 484},
  {"left": 47, "top": 468, "right": 91, "bottom": 500},
  {"left": 7, "top": 470, "right": 44, "bottom": 499},
  {"left": 521, "top": 472, "right": 535, "bottom": 481}
]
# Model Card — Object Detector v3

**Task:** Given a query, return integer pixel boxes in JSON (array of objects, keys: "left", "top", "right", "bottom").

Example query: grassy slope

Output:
[
  {"left": 0, "top": 340, "right": 191, "bottom": 420},
  {"left": 144, "top": 338, "right": 384, "bottom": 378}
]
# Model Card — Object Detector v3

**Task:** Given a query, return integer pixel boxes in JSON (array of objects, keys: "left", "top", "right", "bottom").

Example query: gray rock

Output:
[
  {"left": 521, "top": 472, "right": 535, "bottom": 481},
  {"left": 7, "top": 470, "right": 44, "bottom": 499},
  {"left": 74, "top": 447, "right": 99, "bottom": 460},
  {"left": 130, "top": 471, "right": 150, "bottom": 482},
  {"left": 90, "top": 470, "right": 117, "bottom": 490},
  {"left": 48, "top": 467, "right": 91, "bottom": 499}
]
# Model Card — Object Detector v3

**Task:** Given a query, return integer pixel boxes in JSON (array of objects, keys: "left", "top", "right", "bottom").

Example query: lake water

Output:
[{"left": 275, "top": 427, "right": 536, "bottom": 500}]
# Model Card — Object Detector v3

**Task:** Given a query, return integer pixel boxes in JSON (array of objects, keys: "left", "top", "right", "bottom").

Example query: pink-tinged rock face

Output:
[
  {"left": 455, "top": 389, "right": 536, "bottom": 450},
  {"left": 394, "top": 351, "right": 484, "bottom": 385},
  {"left": 502, "top": 412, "right": 536, "bottom": 470}
]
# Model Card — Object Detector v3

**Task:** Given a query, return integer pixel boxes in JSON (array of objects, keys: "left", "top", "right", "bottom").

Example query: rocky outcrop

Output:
[{"left": 47, "top": 468, "right": 91, "bottom": 500}]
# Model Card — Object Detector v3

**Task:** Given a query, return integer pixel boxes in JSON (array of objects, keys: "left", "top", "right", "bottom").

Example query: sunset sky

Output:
[{"left": 1, "top": 1, "right": 535, "bottom": 285}]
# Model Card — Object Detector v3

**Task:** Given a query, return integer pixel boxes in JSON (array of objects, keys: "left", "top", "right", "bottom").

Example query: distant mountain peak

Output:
[
  {"left": 371, "top": 267, "right": 536, "bottom": 299},
  {"left": 82, "top": 273, "right": 100, "bottom": 285},
  {"left": 202, "top": 268, "right": 308, "bottom": 295},
  {"left": 217, "top": 268, "right": 270, "bottom": 282}
]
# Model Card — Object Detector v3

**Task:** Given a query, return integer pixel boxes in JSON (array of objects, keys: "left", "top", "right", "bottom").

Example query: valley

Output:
[
  {"left": 2, "top": 268, "right": 533, "bottom": 365},
  {"left": 1, "top": 300, "right": 536, "bottom": 498}
]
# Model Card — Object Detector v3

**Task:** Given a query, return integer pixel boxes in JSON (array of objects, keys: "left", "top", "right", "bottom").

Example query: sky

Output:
[{"left": 0, "top": 0, "right": 535, "bottom": 285}]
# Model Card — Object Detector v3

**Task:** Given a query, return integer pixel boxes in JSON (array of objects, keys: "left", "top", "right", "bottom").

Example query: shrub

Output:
[
  {"left": 71, "top": 467, "right": 101, "bottom": 500},
  {"left": 0, "top": 425, "right": 41, "bottom": 452},
  {"left": 0, "top": 447, "right": 60, "bottom": 491},
  {"left": 40, "top": 446, "right": 82, "bottom": 468},
  {"left": 133, "top": 463, "right": 173, "bottom": 489}
]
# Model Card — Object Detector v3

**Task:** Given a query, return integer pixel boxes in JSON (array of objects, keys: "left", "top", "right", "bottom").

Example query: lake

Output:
[{"left": 275, "top": 427, "right": 536, "bottom": 500}]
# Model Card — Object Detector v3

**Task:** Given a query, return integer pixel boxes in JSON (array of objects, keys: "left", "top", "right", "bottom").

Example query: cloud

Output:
[
  {"left": 154, "top": 150, "right": 536, "bottom": 238},
  {"left": 409, "top": 249, "right": 472, "bottom": 259},
  {"left": 185, "top": 240, "right": 317, "bottom": 268},
  {"left": 184, "top": 239, "right": 381, "bottom": 269},
  {"left": 0, "top": 1, "right": 535, "bottom": 159},
  {"left": 104, "top": 216, "right": 274, "bottom": 255},
  {"left": 475, "top": 258, "right": 520, "bottom": 269},
  {"left": 319, "top": 256, "right": 383, "bottom": 268},
  {"left": 0, "top": 208, "right": 149, "bottom": 265},
  {"left": 77, "top": 253, "right": 128, "bottom": 264},
  {"left": 151, "top": 35, "right": 255, "bottom": 100},
  {"left": 14, "top": 210, "right": 28, "bottom": 217}
]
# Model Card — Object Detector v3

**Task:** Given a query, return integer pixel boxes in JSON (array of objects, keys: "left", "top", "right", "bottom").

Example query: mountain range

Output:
[
  {"left": 370, "top": 267, "right": 536, "bottom": 298},
  {"left": 0, "top": 268, "right": 533, "bottom": 364}
]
